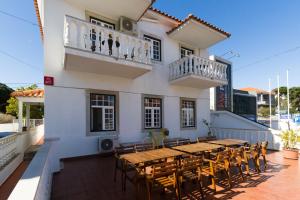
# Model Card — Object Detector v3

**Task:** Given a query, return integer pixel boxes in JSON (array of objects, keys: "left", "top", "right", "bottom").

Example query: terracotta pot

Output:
[{"left": 283, "top": 148, "right": 299, "bottom": 160}]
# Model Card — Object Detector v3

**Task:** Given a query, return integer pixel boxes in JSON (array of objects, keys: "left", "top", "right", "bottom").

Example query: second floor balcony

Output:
[
  {"left": 169, "top": 55, "right": 228, "bottom": 89},
  {"left": 63, "top": 15, "right": 152, "bottom": 79}
]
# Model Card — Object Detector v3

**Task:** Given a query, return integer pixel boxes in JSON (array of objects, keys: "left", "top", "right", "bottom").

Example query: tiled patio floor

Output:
[{"left": 51, "top": 151, "right": 300, "bottom": 200}]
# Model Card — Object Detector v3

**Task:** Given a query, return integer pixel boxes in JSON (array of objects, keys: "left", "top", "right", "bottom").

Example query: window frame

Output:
[
  {"left": 180, "top": 98, "right": 197, "bottom": 129},
  {"left": 143, "top": 35, "right": 162, "bottom": 62},
  {"left": 86, "top": 90, "right": 119, "bottom": 136},
  {"left": 180, "top": 47, "right": 194, "bottom": 58},
  {"left": 142, "top": 95, "right": 163, "bottom": 130},
  {"left": 90, "top": 93, "right": 117, "bottom": 132},
  {"left": 90, "top": 16, "right": 115, "bottom": 30}
]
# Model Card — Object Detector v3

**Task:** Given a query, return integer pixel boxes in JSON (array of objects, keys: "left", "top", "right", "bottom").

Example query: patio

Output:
[{"left": 51, "top": 150, "right": 300, "bottom": 200}]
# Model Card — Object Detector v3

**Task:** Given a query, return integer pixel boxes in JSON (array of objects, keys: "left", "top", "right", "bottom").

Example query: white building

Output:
[{"left": 34, "top": 0, "right": 231, "bottom": 159}]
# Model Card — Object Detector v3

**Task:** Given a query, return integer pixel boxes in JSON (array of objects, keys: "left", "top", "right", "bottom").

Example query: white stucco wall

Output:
[{"left": 43, "top": 0, "right": 212, "bottom": 159}]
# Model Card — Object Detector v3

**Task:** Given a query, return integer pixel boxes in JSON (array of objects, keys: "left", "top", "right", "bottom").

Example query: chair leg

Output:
[
  {"left": 145, "top": 180, "right": 151, "bottom": 200},
  {"left": 244, "top": 162, "right": 250, "bottom": 176},
  {"left": 238, "top": 165, "right": 244, "bottom": 180},
  {"left": 226, "top": 170, "right": 232, "bottom": 188},
  {"left": 211, "top": 175, "right": 216, "bottom": 193},
  {"left": 255, "top": 157, "right": 261, "bottom": 173},
  {"left": 262, "top": 155, "right": 267, "bottom": 170},
  {"left": 113, "top": 160, "right": 118, "bottom": 182},
  {"left": 198, "top": 179, "right": 205, "bottom": 199}
]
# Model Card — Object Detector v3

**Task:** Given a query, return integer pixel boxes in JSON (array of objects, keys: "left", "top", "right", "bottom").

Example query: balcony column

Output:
[
  {"left": 26, "top": 103, "right": 30, "bottom": 130},
  {"left": 18, "top": 99, "right": 23, "bottom": 132}
]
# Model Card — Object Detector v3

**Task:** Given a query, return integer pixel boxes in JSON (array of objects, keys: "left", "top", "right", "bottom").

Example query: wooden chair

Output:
[
  {"left": 243, "top": 143, "right": 261, "bottom": 173},
  {"left": 178, "top": 156, "right": 205, "bottom": 199},
  {"left": 259, "top": 141, "right": 268, "bottom": 170},
  {"left": 113, "top": 145, "right": 136, "bottom": 191},
  {"left": 229, "top": 148, "right": 246, "bottom": 180},
  {"left": 201, "top": 150, "right": 231, "bottom": 192},
  {"left": 135, "top": 143, "right": 154, "bottom": 152},
  {"left": 197, "top": 136, "right": 217, "bottom": 142},
  {"left": 177, "top": 138, "right": 190, "bottom": 146},
  {"left": 145, "top": 160, "right": 180, "bottom": 200},
  {"left": 163, "top": 139, "right": 178, "bottom": 148}
]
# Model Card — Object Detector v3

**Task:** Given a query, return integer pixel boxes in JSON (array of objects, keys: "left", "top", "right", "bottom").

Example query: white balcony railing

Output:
[
  {"left": 64, "top": 15, "right": 152, "bottom": 65},
  {"left": 169, "top": 55, "right": 227, "bottom": 82},
  {"left": 211, "top": 127, "right": 282, "bottom": 150},
  {"left": 0, "top": 134, "right": 18, "bottom": 169}
]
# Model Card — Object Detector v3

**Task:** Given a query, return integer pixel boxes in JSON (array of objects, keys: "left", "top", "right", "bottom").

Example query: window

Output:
[
  {"left": 144, "top": 97, "right": 162, "bottom": 129},
  {"left": 181, "top": 99, "right": 196, "bottom": 128},
  {"left": 181, "top": 47, "right": 194, "bottom": 58},
  {"left": 90, "top": 17, "right": 115, "bottom": 29},
  {"left": 90, "top": 94, "right": 116, "bottom": 132},
  {"left": 144, "top": 35, "right": 161, "bottom": 61}
]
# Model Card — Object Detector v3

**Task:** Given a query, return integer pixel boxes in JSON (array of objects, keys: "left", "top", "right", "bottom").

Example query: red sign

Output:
[{"left": 44, "top": 76, "right": 54, "bottom": 86}]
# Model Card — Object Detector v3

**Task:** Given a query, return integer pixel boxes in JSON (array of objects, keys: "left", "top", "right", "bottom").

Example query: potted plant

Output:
[
  {"left": 202, "top": 119, "right": 215, "bottom": 139},
  {"left": 281, "top": 129, "right": 299, "bottom": 160}
]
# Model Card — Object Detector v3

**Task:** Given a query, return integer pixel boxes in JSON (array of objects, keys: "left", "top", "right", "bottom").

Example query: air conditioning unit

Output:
[
  {"left": 119, "top": 16, "right": 137, "bottom": 36},
  {"left": 98, "top": 137, "right": 118, "bottom": 153}
]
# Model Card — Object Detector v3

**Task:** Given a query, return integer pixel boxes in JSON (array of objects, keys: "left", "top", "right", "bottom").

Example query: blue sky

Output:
[{"left": 0, "top": 0, "right": 299, "bottom": 90}]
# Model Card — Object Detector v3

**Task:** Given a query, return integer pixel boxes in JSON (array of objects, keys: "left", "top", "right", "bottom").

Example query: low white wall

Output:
[
  {"left": 9, "top": 140, "right": 57, "bottom": 200},
  {"left": 0, "top": 154, "right": 23, "bottom": 186},
  {"left": 0, "top": 125, "right": 44, "bottom": 187},
  {"left": 0, "top": 123, "right": 18, "bottom": 132},
  {"left": 211, "top": 111, "right": 282, "bottom": 150},
  {"left": 17, "top": 125, "right": 45, "bottom": 154}
]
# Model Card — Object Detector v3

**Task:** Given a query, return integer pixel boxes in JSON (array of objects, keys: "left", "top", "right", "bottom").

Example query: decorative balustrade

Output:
[
  {"left": 64, "top": 15, "right": 152, "bottom": 65},
  {"left": 169, "top": 55, "right": 227, "bottom": 82},
  {"left": 0, "top": 134, "right": 18, "bottom": 169},
  {"left": 211, "top": 127, "right": 282, "bottom": 150}
]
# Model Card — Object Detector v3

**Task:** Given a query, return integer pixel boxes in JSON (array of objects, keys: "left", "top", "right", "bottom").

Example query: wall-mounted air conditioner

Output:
[
  {"left": 119, "top": 16, "right": 137, "bottom": 36},
  {"left": 98, "top": 137, "right": 118, "bottom": 153}
]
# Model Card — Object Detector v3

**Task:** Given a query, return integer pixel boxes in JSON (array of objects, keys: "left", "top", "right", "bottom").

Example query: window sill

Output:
[
  {"left": 180, "top": 126, "right": 197, "bottom": 131},
  {"left": 87, "top": 131, "right": 119, "bottom": 138}
]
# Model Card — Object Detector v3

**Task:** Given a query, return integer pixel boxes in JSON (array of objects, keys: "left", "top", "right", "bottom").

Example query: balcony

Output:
[
  {"left": 169, "top": 55, "right": 228, "bottom": 89},
  {"left": 63, "top": 16, "right": 152, "bottom": 79}
]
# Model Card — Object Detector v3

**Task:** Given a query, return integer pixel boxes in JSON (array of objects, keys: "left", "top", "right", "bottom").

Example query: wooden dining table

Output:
[
  {"left": 207, "top": 139, "right": 248, "bottom": 147},
  {"left": 171, "top": 142, "right": 223, "bottom": 154},
  {"left": 119, "top": 147, "right": 185, "bottom": 165}
]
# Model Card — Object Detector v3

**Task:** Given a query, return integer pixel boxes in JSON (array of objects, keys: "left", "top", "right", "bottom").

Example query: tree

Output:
[
  {"left": 6, "top": 97, "right": 18, "bottom": 116},
  {"left": 290, "top": 87, "right": 300, "bottom": 113},
  {"left": 6, "top": 84, "right": 44, "bottom": 118},
  {"left": 272, "top": 86, "right": 300, "bottom": 114},
  {"left": 258, "top": 106, "right": 275, "bottom": 117},
  {"left": 0, "top": 83, "right": 14, "bottom": 113}
]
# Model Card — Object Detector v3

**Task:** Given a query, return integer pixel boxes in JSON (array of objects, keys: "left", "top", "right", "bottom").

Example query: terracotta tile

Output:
[{"left": 51, "top": 151, "right": 300, "bottom": 200}]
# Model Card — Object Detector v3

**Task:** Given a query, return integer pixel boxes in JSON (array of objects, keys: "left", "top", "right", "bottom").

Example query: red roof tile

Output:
[
  {"left": 167, "top": 14, "right": 231, "bottom": 37},
  {"left": 240, "top": 87, "right": 271, "bottom": 94},
  {"left": 148, "top": 7, "right": 182, "bottom": 23},
  {"left": 11, "top": 89, "right": 44, "bottom": 98}
]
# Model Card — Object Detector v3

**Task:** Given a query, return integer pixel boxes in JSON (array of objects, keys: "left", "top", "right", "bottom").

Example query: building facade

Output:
[
  {"left": 233, "top": 89, "right": 257, "bottom": 121},
  {"left": 35, "top": 0, "right": 230, "bottom": 158}
]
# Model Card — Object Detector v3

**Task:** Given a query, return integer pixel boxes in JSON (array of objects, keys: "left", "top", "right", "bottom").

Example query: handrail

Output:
[
  {"left": 169, "top": 55, "right": 227, "bottom": 82},
  {"left": 64, "top": 15, "right": 152, "bottom": 65}
]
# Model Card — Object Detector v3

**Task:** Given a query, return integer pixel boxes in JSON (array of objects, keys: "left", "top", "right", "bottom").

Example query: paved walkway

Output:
[
  {"left": 0, "top": 161, "right": 30, "bottom": 200},
  {"left": 51, "top": 151, "right": 300, "bottom": 200}
]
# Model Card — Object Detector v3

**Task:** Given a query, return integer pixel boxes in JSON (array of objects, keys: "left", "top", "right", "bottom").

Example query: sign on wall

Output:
[{"left": 215, "top": 60, "right": 232, "bottom": 111}]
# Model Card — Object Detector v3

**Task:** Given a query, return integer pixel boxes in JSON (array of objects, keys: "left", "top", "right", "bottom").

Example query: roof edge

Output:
[
  {"left": 33, "top": 0, "right": 44, "bottom": 41},
  {"left": 167, "top": 14, "right": 231, "bottom": 38}
]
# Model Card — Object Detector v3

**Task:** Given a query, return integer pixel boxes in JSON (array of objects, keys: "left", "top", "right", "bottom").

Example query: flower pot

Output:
[{"left": 283, "top": 148, "right": 299, "bottom": 160}]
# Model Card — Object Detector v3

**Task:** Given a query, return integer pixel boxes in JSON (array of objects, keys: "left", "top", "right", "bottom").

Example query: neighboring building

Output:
[
  {"left": 233, "top": 89, "right": 257, "bottom": 121},
  {"left": 34, "top": 0, "right": 230, "bottom": 158},
  {"left": 240, "top": 87, "right": 276, "bottom": 108},
  {"left": 210, "top": 56, "right": 233, "bottom": 112}
]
